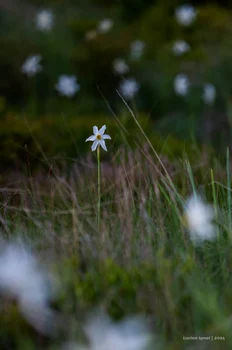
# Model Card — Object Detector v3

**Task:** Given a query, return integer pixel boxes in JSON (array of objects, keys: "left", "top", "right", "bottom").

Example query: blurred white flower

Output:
[
  {"left": 55, "top": 75, "right": 80, "bottom": 98},
  {"left": 97, "top": 19, "right": 114, "bottom": 33},
  {"left": 130, "top": 40, "right": 145, "bottom": 60},
  {"left": 36, "top": 9, "right": 54, "bottom": 32},
  {"left": 85, "top": 30, "right": 97, "bottom": 41},
  {"left": 21, "top": 55, "right": 42, "bottom": 77},
  {"left": 175, "top": 5, "right": 197, "bottom": 26},
  {"left": 119, "top": 78, "right": 140, "bottom": 100},
  {"left": 174, "top": 74, "right": 190, "bottom": 96},
  {"left": 203, "top": 83, "right": 216, "bottom": 105},
  {"left": 172, "top": 40, "right": 190, "bottom": 56},
  {"left": 113, "top": 59, "right": 129, "bottom": 75},
  {"left": 63, "top": 312, "right": 152, "bottom": 350},
  {"left": 86, "top": 125, "right": 111, "bottom": 152},
  {"left": 0, "top": 242, "right": 55, "bottom": 334},
  {"left": 185, "top": 195, "right": 216, "bottom": 244}
]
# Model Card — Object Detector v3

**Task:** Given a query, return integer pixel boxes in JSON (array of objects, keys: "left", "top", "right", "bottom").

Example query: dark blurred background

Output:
[{"left": 0, "top": 0, "right": 232, "bottom": 170}]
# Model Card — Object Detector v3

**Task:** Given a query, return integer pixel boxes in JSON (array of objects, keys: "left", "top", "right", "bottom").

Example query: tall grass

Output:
[{"left": 0, "top": 124, "right": 232, "bottom": 349}]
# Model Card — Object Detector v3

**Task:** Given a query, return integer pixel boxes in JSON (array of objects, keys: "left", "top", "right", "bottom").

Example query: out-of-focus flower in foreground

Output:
[
  {"left": 119, "top": 78, "right": 140, "bottom": 100},
  {"left": 86, "top": 125, "right": 111, "bottom": 152},
  {"left": 21, "top": 55, "right": 43, "bottom": 77},
  {"left": 63, "top": 312, "right": 152, "bottom": 350},
  {"left": 184, "top": 195, "right": 216, "bottom": 244},
  {"left": 175, "top": 5, "right": 197, "bottom": 26},
  {"left": 174, "top": 73, "right": 190, "bottom": 96},
  {"left": 0, "top": 242, "right": 55, "bottom": 334},
  {"left": 97, "top": 19, "right": 114, "bottom": 33},
  {"left": 203, "top": 83, "right": 216, "bottom": 105},
  {"left": 113, "top": 59, "right": 129, "bottom": 75},
  {"left": 36, "top": 9, "right": 54, "bottom": 32},
  {"left": 172, "top": 40, "right": 190, "bottom": 56},
  {"left": 55, "top": 75, "right": 80, "bottom": 98},
  {"left": 130, "top": 40, "right": 145, "bottom": 60}
]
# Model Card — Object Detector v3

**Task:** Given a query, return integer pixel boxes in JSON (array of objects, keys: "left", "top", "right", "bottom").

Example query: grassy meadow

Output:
[
  {"left": 0, "top": 112, "right": 232, "bottom": 350},
  {"left": 1, "top": 1, "right": 232, "bottom": 349}
]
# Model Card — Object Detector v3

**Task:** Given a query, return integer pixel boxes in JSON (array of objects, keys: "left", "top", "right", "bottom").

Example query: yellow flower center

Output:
[{"left": 96, "top": 134, "right": 102, "bottom": 140}]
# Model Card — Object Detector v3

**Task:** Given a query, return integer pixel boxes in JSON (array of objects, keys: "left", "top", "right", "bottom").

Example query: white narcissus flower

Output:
[
  {"left": 130, "top": 40, "right": 145, "bottom": 60},
  {"left": 113, "top": 59, "right": 129, "bottom": 75},
  {"left": 203, "top": 83, "right": 216, "bottom": 105},
  {"left": 55, "top": 75, "right": 80, "bottom": 98},
  {"left": 174, "top": 73, "right": 190, "bottom": 96},
  {"left": 0, "top": 242, "right": 55, "bottom": 334},
  {"left": 172, "top": 40, "right": 190, "bottom": 56},
  {"left": 63, "top": 312, "right": 152, "bottom": 350},
  {"left": 184, "top": 195, "right": 216, "bottom": 244},
  {"left": 97, "top": 19, "right": 114, "bottom": 33},
  {"left": 175, "top": 5, "right": 197, "bottom": 26},
  {"left": 36, "top": 9, "right": 54, "bottom": 32},
  {"left": 21, "top": 55, "right": 43, "bottom": 77},
  {"left": 86, "top": 125, "right": 111, "bottom": 152},
  {"left": 119, "top": 78, "right": 140, "bottom": 100}
]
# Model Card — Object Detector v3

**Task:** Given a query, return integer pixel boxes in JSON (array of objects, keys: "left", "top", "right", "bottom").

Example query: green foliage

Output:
[{"left": 1, "top": 139, "right": 232, "bottom": 348}]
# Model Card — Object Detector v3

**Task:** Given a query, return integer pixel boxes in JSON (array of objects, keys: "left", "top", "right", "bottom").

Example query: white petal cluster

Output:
[
  {"left": 21, "top": 55, "right": 43, "bottom": 77},
  {"left": 36, "top": 9, "right": 54, "bottom": 32},
  {"left": 174, "top": 73, "right": 190, "bottom": 96},
  {"left": 85, "top": 125, "right": 111, "bottom": 152},
  {"left": 175, "top": 5, "right": 197, "bottom": 26},
  {"left": 97, "top": 19, "right": 114, "bottom": 33},
  {"left": 0, "top": 242, "right": 54, "bottom": 334},
  {"left": 113, "top": 59, "right": 129, "bottom": 75},
  {"left": 185, "top": 195, "right": 216, "bottom": 244},
  {"left": 203, "top": 83, "right": 216, "bottom": 105},
  {"left": 63, "top": 313, "right": 152, "bottom": 350},
  {"left": 130, "top": 40, "right": 145, "bottom": 60},
  {"left": 172, "top": 40, "right": 190, "bottom": 56},
  {"left": 55, "top": 75, "right": 80, "bottom": 98},
  {"left": 119, "top": 78, "right": 140, "bottom": 100}
]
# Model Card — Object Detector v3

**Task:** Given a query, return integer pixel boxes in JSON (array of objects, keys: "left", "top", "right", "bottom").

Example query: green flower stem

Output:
[{"left": 97, "top": 146, "right": 101, "bottom": 231}]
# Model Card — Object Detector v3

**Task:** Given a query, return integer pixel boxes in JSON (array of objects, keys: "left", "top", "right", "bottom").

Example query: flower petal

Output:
[
  {"left": 91, "top": 140, "right": 99, "bottom": 152},
  {"left": 102, "top": 134, "right": 111, "bottom": 140},
  {"left": 93, "top": 126, "right": 98, "bottom": 135},
  {"left": 99, "top": 125, "right": 106, "bottom": 135},
  {"left": 85, "top": 135, "right": 96, "bottom": 142},
  {"left": 100, "top": 140, "right": 107, "bottom": 151}
]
